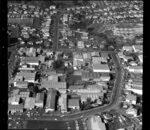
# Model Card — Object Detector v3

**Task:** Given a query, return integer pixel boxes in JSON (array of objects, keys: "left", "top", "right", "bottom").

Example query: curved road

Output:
[{"left": 62, "top": 52, "right": 124, "bottom": 121}]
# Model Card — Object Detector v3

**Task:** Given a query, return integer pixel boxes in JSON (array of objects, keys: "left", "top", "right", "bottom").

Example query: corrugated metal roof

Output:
[{"left": 41, "top": 81, "right": 66, "bottom": 89}]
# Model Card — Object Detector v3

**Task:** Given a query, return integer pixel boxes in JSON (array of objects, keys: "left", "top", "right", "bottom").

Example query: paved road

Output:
[{"left": 61, "top": 52, "right": 124, "bottom": 121}]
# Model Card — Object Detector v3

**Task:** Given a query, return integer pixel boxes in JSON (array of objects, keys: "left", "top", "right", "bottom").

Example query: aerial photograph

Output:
[{"left": 8, "top": 0, "right": 143, "bottom": 130}]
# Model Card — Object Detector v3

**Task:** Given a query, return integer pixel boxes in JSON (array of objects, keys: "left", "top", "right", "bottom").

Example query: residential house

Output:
[
  {"left": 9, "top": 95, "right": 20, "bottom": 105},
  {"left": 45, "top": 89, "right": 57, "bottom": 112},
  {"left": 48, "top": 74, "right": 58, "bottom": 82},
  {"left": 92, "top": 57, "right": 101, "bottom": 64},
  {"left": 15, "top": 72, "right": 36, "bottom": 82},
  {"left": 68, "top": 98, "right": 80, "bottom": 110},
  {"left": 125, "top": 94, "right": 137, "bottom": 105},
  {"left": 77, "top": 41, "right": 85, "bottom": 49},
  {"left": 87, "top": 116, "right": 106, "bottom": 130},
  {"left": 35, "top": 93, "right": 45, "bottom": 108},
  {"left": 9, "top": 89, "right": 19, "bottom": 97},
  {"left": 126, "top": 107, "right": 137, "bottom": 117},
  {"left": 101, "top": 73, "right": 110, "bottom": 81},
  {"left": 24, "top": 97, "right": 35, "bottom": 110}
]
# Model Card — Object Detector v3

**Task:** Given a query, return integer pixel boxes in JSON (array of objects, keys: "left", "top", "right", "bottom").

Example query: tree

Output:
[{"left": 52, "top": 59, "right": 64, "bottom": 70}]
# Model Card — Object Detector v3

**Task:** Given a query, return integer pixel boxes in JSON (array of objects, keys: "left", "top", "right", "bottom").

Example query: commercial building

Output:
[
  {"left": 24, "top": 97, "right": 35, "bottom": 110},
  {"left": 59, "top": 94, "right": 67, "bottom": 113},
  {"left": 92, "top": 63, "right": 110, "bottom": 73},
  {"left": 45, "top": 89, "right": 57, "bottom": 112},
  {"left": 35, "top": 93, "right": 45, "bottom": 108},
  {"left": 68, "top": 99, "right": 80, "bottom": 110},
  {"left": 87, "top": 116, "right": 106, "bottom": 130}
]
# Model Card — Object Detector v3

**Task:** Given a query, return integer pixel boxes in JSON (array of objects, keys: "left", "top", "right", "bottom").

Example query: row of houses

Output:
[{"left": 8, "top": 91, "right": 45, "bottom": 113}]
